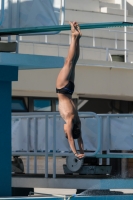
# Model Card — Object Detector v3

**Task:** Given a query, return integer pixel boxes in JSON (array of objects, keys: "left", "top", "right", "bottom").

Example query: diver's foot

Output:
[
  {"left": 74, "top": 22, "right": 82, "bottom": 38},
  {"left": 69, "top": 21, "right": 82, "bottom": 38}
]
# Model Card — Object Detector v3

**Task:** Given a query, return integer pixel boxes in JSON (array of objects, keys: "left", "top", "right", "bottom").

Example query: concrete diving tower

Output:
[{"left": 0, "top": 52, "right": 64, "bottom": 197}]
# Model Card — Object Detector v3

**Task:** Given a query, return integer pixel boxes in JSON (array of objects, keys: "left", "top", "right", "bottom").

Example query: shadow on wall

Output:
[
  {"left": 127, "top": 0, "right": 133, "bottom": 16},
  {"left": 78, "top": 98, "right": 133, "bottom": 114}
]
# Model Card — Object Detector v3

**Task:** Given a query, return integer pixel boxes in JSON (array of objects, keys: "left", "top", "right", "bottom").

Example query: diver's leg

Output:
[
  {"left": 69, "top": 37, "right": 80, "bottom": 83},
  {"left": 56, "top": 22, "right": 80, "bottom": 89}
]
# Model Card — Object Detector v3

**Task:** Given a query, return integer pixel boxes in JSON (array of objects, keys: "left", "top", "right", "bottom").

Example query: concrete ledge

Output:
[
  {"left": 65, "top": 0, "right": 99, "bottom": 12},
  {"left": 100, "top": 2, "right": 120, "bottom": 9},
  {"left": 12, "top": 177, "right": 133, "bottom": 190},
  {"left": 77, "top": 59, "right": 133, "bottom": 69},
  {"left": 100, "top": 0, "right": 116, "bottom": 3},
  {"left": 101, "top": 7, "right": 128, "bottom": 15}
]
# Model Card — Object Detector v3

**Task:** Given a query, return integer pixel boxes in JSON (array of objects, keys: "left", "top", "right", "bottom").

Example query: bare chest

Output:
[{"left": 58, "top": 99, "right": 77, "bottom": 122}]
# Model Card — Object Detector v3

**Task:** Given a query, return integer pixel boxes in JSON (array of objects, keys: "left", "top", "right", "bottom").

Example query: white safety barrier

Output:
[
  {"left": 12, "top": 112, "right": 133, "bottom": 152},
  {"left": 12, "top": 112, "right": 133, "bottom": 177},
  {"left": 12, "top": 113, "right": 99, "bottom": 152},
  {"left": 12, "top": 112, "right": 100, "bottom": 177}
]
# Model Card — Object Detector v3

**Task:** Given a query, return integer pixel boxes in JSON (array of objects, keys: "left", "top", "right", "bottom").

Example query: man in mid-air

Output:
[{"left": 56, "top": 21, "right": 84, "bottom": 159}]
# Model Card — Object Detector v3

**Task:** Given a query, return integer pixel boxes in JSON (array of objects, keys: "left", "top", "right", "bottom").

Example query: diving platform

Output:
[
  {"left": 0, "top": 22, "right": 132, "bottom": 35},
  {"left": 0, "top": 52, "right": 64, "bottom": 69}
]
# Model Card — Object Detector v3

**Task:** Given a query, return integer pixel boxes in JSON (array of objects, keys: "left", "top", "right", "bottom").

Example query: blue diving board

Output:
[
  {"left": 0, "top": 22, "right": 132, "bottom": 35},
  {"left": 0, "top": 53, "right": 64, "bottom": 69}
]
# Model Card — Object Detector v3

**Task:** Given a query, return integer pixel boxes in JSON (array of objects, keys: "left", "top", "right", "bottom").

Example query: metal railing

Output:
[
  {"left": 12, "top": 112, "right": 133, "bottom": 177},
  {"left": 12, "top": 112, "right": 101, "bottom": 178},
  {"left": 97, "top": 113, "right": 133, "bottom": 160}
]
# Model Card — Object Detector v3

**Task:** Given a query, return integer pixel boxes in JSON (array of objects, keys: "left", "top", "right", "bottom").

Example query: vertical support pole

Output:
[
  {"left": 16, "top": 35, "right": 19, "bottom": 53},
  {"left": 106, "top": 48, "right": 109, "bottom": 61},
  {"left": 34, "top": 118, "right": 37, "bottom": 174},
  {"left": 115, "top": 32, "right": 118, "bottom": 49},
  {"left": 0, "top": 82, "right": 12, "bottom": 196},
  {"left": 121, "top": 0, "right": 124, "bottom": 9},
  {"left": 8, "top": 0, "right": 12, "bottom": 42},
  {"left": 124, "top": 0, "right": 127, "bottom": 63},
  {"left": 121, "top": 150, "right": 128, "bottom": 178},
  {"left": 0, "top": 65, "right": 18, "bottom": 196},
  {"left": 16, "top": 0, "right": 20, "bottom": 53},
  {"left": 8, "top": 36, "right": 11, "bottom": 43},
  {"left": 53, "top": 114, "right": 56, "bottom": 178},
  {"left": 61, "top": 0, "right": 65, "bottom": 25},
  {"left": 99, "top": 117, "right": 102, "bottom": 165},
  {"left": 26, "top": 118, "right": 30, "bottom": 173},
  {"left": 106, "top": 116, "right": 110, "bottom": 165},
  {"left": 45, "top": 114, "right": 48, "bottom": 178},
  {"left": 45, "top": 35, "right": 47, "bottom": 43},
  {"left": 93, "top": 30, "right": 95, "bottom": 47},
  {"left": 58, "top": 44, "right": 59, "bottom": 57}
]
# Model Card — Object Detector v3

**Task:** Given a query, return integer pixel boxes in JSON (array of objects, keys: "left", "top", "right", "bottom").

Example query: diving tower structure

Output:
[
  {"left": 2, "top": 0, "right": 133, "bottom": 199},
  {"left": 1, "top": 22, "right": 133, "bottom": 196},
  {"left": 0, "top": 0, "right": 66, "bottom": 196},
  {"left": 0, "top": 50, "right": 65, "bottom": 197}
]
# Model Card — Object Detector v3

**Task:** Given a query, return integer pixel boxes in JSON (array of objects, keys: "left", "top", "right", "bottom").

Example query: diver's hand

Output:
[{"left": 75, "top": 153, "right": 85, "bottom": 159}]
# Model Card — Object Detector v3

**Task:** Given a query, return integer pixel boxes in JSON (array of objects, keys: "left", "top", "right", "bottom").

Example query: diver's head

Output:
[{"left": 64, "top": 123, "right": 81, "bottom": 139}]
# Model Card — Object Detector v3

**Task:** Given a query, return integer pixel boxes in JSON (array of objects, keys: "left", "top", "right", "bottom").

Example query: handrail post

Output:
[
  {"left": 26, "top": 118, "right": 30, "bottom": 173},
  {"left": 16, "top": 0, "right": 20, "bottom": 53},
  {"left": 99, "top": 116, "right": 102, "bottom": 165},
  {"left": 93, "top": 30, "right": 95, "bottom": 47},
  {"left": 106, "top": 48, "right": 109, "bottom": 61},
  {"left": 45, "top": 114, "right": 48, "bottom": 178},
  {"left": 115, "top": 32, "right": 118, "bottom": 49},
  {"left": 60, "top": 0, "right": 65, "bottom": 25},
  {"left": 106, "top": 116, "right": 110, "bottom": 165},
  {"left": 53, "top": 114, "right": 56, "bottom": 178},
  {"left": 34, "top": 118, "right": 37, "bottom": 174},
  {"left": 124, "top": 0, "right": 127, "bottom": 63}
]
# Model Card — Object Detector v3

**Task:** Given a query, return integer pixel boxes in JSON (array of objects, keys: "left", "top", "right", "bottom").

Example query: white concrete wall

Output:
[
  {"left": 12, "top": 60, "right": 133, "bottom": 101},
  {"left": 19, "top": 37, "right": 133, "bottom": 63}
]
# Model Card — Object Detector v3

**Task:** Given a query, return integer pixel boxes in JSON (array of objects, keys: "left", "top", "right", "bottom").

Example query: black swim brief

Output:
[{"left": 56, "top": 81, "right": 74, "bottom": 95}]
